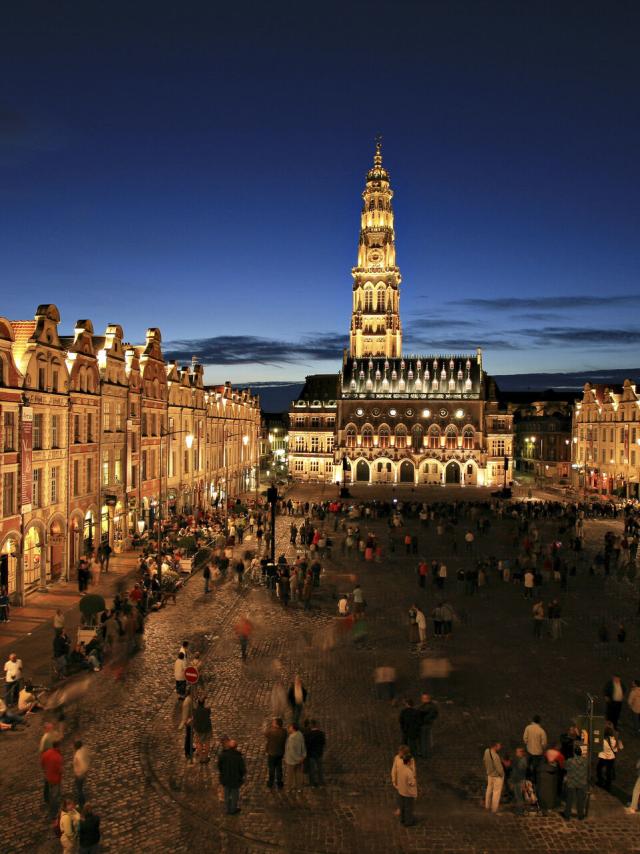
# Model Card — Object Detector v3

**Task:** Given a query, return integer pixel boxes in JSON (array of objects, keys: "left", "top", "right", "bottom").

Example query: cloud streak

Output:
[
  {"left": 166, "top": 317, "right": 640, "bottom": 370},
  {"left": 165, "top": 332, "right": 347, "bottom": 366},
  {"left": 447, "top": 295, "right": 640, "bottom": 311}
]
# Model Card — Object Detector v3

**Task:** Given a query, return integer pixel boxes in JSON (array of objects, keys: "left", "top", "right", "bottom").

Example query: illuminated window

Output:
[
  {"left": 362, "top": 425, "right": 374, "bottom": 448},
  {"left": 379, "top": 425, "right": 390, "bottom": 449},
  {"left": 345, "top": 425, "right": 357, "bottom": 448}
]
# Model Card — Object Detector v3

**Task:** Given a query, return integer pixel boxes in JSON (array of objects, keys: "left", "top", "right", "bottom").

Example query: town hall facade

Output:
[{"left": 289, "top": 143, "right": 513, "bottom": 487}]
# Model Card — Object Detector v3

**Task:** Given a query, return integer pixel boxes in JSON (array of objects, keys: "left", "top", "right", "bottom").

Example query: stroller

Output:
[{"left": 522, "top": 779, "right": 542, "bottom": 814}]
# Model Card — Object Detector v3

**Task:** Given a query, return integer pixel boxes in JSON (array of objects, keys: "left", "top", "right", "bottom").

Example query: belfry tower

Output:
[{"left": 349, "top": 139, "right": 402, "bottom": 359}]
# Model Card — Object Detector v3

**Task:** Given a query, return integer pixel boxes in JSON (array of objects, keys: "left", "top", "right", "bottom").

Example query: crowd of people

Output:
[{"left": 3, "top": 487, "right": 640, "bottom": 849}]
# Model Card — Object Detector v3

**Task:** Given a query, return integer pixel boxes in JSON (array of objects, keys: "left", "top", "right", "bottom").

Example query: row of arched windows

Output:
[{"left": 345, "top": 423, "right": 476, "bottom": 451}]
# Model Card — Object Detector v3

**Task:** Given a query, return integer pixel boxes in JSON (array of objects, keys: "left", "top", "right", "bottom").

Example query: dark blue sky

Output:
[{"left": 2, "top": 1, "right": 639, "bottom": 384}]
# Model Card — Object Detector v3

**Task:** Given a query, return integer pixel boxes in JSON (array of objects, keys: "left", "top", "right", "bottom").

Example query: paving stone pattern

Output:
[{"left": 1, "top": 494, "right": 640, "bottom": 853}]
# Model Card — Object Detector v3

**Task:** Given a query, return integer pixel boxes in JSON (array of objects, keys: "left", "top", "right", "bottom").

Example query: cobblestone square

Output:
[{"left": 1, "top": 486, "right": 639, "bottom": 854}]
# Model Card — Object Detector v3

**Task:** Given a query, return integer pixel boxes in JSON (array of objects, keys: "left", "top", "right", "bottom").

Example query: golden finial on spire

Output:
[{"left": 374, "top": 134, "right": 383, "bottom": 167}]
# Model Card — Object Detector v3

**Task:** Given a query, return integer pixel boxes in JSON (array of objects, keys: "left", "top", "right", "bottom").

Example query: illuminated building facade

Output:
[
  {"left": 290, "top": 143, "right": 513, "bottom": 486},
  {"left": 572, "top": 380, "right": 640, "bottom": 498},
  {"left": 0, "top": 304, "right": 260, "bottom": 604}
]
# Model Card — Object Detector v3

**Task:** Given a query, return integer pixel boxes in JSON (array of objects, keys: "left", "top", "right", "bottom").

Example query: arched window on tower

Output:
[
  {"left": 364, "top": 288, "right": 373, "bottom": 312},
  {"left": 345, "top": 425, "right": 357, "bottom": 448},
  {"left": 377, "top": 288, "right": 385, "bottom": 311},
  {"left": 462, "top": 427, "right": 474, "bottom": 450}
]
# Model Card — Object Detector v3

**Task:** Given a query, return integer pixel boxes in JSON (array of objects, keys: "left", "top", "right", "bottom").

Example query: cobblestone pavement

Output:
[{"left": 1, "top": 490, "right": 640, "bottom": 854}]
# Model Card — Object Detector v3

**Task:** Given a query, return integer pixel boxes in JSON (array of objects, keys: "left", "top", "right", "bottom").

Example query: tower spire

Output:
[
  {"left": 374, "top": 134, "right": 383, "bottom": 168},
  {"left": 349, "top": 141, "right": 402, "bottom": 360}
]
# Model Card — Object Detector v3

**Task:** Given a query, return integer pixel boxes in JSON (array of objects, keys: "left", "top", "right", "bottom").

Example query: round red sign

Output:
[{"left": 184, "top": 666, "right": 199, "bottom": 684}]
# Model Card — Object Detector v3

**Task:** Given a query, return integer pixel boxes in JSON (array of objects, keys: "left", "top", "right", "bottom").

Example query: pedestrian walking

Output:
[
  {"left": 391, "top": 745, "right": 416, "bottom": 816},
  {"left": 284, "top": 723, "right": 306, "bottom": 792},
  {"left": 483, "top": 740, "right": 505, "bottom": 813},
  {"left": 399, "top": 699, "right": 422, "bottom": 758},
  {"left": 628, "top": 680, "right": 640, "bottom": 733},
  {"left": 41, "top": 740, "right": 63, "bottom": 820},
  {"left": 217, "top": 738, "right": 246, "bottom": 815},
  {"left": 523, "top": 714, "right": 547, "bottom": 782},
  {"left": 174, "top": 652, "right": 187, "bottom": 700},
  {"left": 234, "top": 617, "right": 252, "bottom": 662},
  {"left": 509, "top": 746, "right": 528, "bottom": 815},
  {"left": 73, "top": 740, "right": 90, "bottom": 808},
  {"left": 417, "top": 560, "right": 428, "bottom": 589},
  {"left": 532, "top": 601, "right": 545, "bottom": 638},
  {"left": 563, "top": 745, "right": 588, "bottom": 820},
  {"left": 596, "top": 722, "right": 622, "bottom": 790},
  {"left": 53, "top": 608, "right": 65, "bottom": 635},
  {"left": 90, "top": 553, "right": 101, "bottom": 587},
  {"left": 625, "top": 757, "right": 640, "bottom": 813},
  {"left": 4, "top": 652, "right": 22, "bottom": 706},
  {"left": 203, "top": 563, "right": 212, "bottom": 594},
  {"left": 0, "top": 586, "right": 9, "bottom": 622},
  {"left": 179, "top": 689, "right": 194, "bottom": 763},
  {"left": 414, "top": 606, "right": 427, "bottom": 648},
  {"left": 59, "top": 799, "right": 80, "bottom": 853},
  {"left": 78, "top": 803, "right": 101, "bottom": 854},
  {"left": 396, "top": 753, "right": 418, "bottom": 825},
  {"left": 603, "top": 675, "right": 625, "bottom": 729},
  {"left": 287, "top": 675, "right": 308, "bottom": 726},
  {"left": 304, "top": 719, "right": 326, "bottom": 787},
  {"left": 524, "top": 570, "right": 535, "bottom": 598},
  {"left": 193, "top": 696, "right": 213, "bottom": 762},
  {"left": 265, "top": 717, "right": 287, "bottom": 790},
  {"left": 418, "top": 693, "right": 438, "bottom": 758}
]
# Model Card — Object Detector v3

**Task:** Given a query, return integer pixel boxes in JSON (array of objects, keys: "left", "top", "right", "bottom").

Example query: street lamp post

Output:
[
  {"left": 157, "top": 427, "right": 193, "bottom": 585},
  {"left": 266, "top": 483, "right": 278, "bottom": 564}
]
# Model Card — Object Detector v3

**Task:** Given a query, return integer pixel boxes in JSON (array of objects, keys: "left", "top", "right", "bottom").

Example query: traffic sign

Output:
[{"left": 184, "top": 666, "right": 199, "bottom": 684}]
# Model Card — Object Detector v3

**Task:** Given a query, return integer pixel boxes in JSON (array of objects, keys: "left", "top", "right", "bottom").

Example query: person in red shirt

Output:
[
  {"left": 234, "top": 617, "right": 252, "bottom": 661},
  {"left": 41, "top": 740, "right": 63, "bottom": 820},
  {"left": 417, "top": 561, "right": 428, "bottom": 589},
  {"left": 129, "top": 584, "right": 143, "bottom": 604}
]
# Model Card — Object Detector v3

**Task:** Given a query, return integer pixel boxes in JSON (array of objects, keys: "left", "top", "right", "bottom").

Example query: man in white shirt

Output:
[
  {"left": 414, "top": 607, "right": 427, "bottom": 648},
  {"left": 483, "top": 741, "right": 505, "bottom": 813},
  {"left": 73, "top": 739, "right": 90, "bottom": 807},
  {"left": 523, "top": 714, "right": 547, "bottom": 780},
  {"left": 4, "top": 652, "right": 23, "bottom": 706},
  {"left": 174, "top": 653, "right": 187, "bottom": 699}
]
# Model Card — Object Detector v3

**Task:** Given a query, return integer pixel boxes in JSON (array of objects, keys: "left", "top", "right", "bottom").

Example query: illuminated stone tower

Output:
[{"left": 349, "top": 139, "right": 402, "bottom": 359}]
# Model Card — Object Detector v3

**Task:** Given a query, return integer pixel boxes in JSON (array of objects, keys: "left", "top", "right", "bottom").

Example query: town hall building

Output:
[{"left": 289, "top": 143, "right": 513, "bottom": 487}]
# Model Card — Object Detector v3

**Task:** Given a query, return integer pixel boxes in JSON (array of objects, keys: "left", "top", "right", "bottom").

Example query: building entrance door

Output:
[
  {"left": 355, "top": 460, "right": 370, "bottom": 482},
  {"left": 445, "top": 461, "right": 461, "bottom": 484},
  {"left": 399, "top": 460, "right": 414, "bottom": 483}
]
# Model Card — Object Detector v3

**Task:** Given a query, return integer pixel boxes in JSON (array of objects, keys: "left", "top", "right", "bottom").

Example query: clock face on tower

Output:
[{"left": 367, "top": 249, "right": 383, "bottom": 266}]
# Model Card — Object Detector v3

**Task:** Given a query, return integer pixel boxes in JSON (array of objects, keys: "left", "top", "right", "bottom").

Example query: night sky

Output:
[{"left": 2, "top": 2, "right": 639, "bottom": 386}]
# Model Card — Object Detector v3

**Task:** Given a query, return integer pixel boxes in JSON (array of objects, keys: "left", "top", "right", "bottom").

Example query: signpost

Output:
[{"left": 184, "top": 666, "right": 199, "bottom": 684}]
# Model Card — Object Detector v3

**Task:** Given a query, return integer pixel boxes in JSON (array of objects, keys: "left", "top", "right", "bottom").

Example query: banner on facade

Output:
[{"left": 21, "top": 407, "right": 33, "bottom": 513}]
